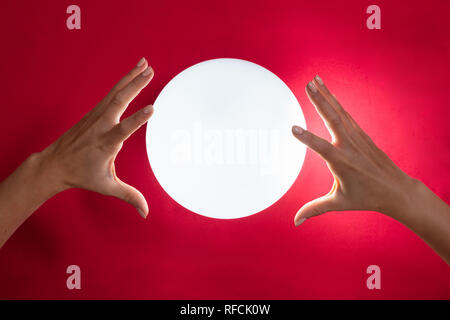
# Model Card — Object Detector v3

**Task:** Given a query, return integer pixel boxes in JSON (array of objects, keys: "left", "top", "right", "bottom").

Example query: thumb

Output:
[
  {"left": 294, "top": 195, "right": 337, "bottom": 227},
  {"left": 108, "top": 179, "right": 149, "bottom": 219}
]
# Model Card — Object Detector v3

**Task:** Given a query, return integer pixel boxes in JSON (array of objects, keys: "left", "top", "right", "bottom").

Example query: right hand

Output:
[{"left": 292, "top": 75, "right": 417, "bottom": 226}]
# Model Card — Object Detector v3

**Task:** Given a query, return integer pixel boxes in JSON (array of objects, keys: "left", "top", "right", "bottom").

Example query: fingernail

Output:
[
  {"left": 143, "top": 105, "right": 153, "bottom": 114},
  {"left": 137, "top": 57, "right": 146, "bottom": 67},
  {"left": 307, "top": 81, "right": 317, "bottom": 93},
  {"left": 142, "top": 66, "right": 153, "bottom": 77},
  {"left": 295, "top": 218, "right": 306, "bottom": 227},
  {"left": 137, "top": 208, "right": 147, "bottom": 219},
  {"left": 292, "top": 125, "right": 304, "bottom": 135},
  {"left": 314, "top": 75, "right": 323, "bottom": 85}
]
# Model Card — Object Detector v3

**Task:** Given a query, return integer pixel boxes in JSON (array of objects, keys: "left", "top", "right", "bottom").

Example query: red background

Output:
[{"left": 0, "top": 0, "right": 449, "bottom": 299}]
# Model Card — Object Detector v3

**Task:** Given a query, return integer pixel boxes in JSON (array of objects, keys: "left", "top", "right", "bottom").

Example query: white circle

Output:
[{"left": 146, "top": 58, "right": 306, "bottom": 219}]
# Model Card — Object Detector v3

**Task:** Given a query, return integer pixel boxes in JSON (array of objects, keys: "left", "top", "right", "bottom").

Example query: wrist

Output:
[
  {"left": 26, "top": 149, "right": 69, "bottom": 198},
  {"left": 385, "top": 175, "right": 425, "bottom": 220}
]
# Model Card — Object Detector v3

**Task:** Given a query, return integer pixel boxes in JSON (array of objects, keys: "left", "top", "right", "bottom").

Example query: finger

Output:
[
  {"left": 97, "top": 57, "right": 149, "bottom": 110},
  {"left": 108, "top": 179, "right": 149, "bottom": 219},
  {"left": 306, "top": 80, "right": 347, "bottom": 140},
  {"left": 107, "top": 105, "right": 153, "bottom": 145},
  {"left": 292, "top": 125, "right": 337, "bottom": 161},
  {"left": 313, "top": 75, "right": 348, "bottom": 118},
  {"left": 107, "top": 64, "right": 154, "bottom": 120},
  {"left": 72, "top": 58, "right": 149, "bottom": 125},
  {"left": 294, "top": 195, "right": 337, "bottom": 227},
  {"left": 314, "top": 76, "right": 377, "bottom": 150},
  {"left": 112, "top": 57, "right": 149, "bottom": 92}
]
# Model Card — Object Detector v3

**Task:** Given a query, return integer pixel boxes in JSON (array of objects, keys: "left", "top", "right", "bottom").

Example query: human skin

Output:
[
  {"left": 292, "top": 75, "right": 450, "bottom": 264},
  {"left": 0, "top": 57, "right": 154, "bottom": 248},
  {"left": 0, "top": 65, "right": 449, "bottom": 265}
]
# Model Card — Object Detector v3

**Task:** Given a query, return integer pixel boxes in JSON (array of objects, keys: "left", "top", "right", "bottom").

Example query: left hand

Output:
[{"left": 38, "top": 57, "right": 154, "bottom": 218}]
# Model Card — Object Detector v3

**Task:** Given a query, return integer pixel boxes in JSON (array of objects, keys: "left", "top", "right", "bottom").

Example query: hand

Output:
[
  {"left": 292, "top": 75, "right": 416, "bottom": 226},
  {"left": 38, "top": 57, "right": 154, "bottom": 218}
]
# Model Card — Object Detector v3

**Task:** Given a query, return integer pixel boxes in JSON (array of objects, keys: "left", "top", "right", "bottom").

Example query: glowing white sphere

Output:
[{"left": 146, "top": 58, "right": 306, "bottom": 219}]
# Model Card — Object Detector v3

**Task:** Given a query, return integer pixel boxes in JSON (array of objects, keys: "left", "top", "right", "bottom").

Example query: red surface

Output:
[{"left": 0, "top": 0, "right": 449, "bottom": 299}]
